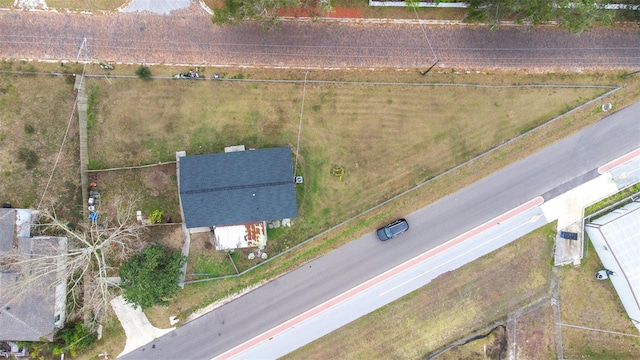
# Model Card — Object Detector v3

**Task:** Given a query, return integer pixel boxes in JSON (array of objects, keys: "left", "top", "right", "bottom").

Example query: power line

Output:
[
  {"left": 39, "top": 65, "right": 86, "bottom": 209},
  {"left": 294, "top": 72, "right": 308, "bottom": 175},
  {"left": 412, "top": 6, "right": 439, "bottom": 64},
  {"left": 39, "top": 37, "right": 91, "bottom": 209}
]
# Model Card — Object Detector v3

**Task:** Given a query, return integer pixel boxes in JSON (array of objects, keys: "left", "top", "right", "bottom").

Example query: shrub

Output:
[
  {"left": 53, "top": 322, "right": 97, "bottom": 357},
  {"left": 120, "top": 242, "right": 186, "bottom": 309},
  {"left": 17, "top": 147, "right": 39, "bottom": 170},
  {"left": 149, "top": 209, "right": 164, "bottom": 224},
  {"left": 24, "top": 123, "right": 35, "bottom": 134},
  {"left": 135, "top": 65, "right": 152, "bottom": 80}
]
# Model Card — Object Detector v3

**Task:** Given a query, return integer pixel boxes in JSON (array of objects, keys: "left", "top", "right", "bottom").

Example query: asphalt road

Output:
[
  {"left": 0, "top": 10, "right": 639, "bottom": 70},
  {"left": 122, "top": 100, "right": 640, "bottom": 359}
]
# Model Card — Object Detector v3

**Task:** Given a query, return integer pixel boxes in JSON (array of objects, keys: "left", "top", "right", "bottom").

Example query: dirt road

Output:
[{"left": 0, "top": 7, "right": 638, "bottom": 70}]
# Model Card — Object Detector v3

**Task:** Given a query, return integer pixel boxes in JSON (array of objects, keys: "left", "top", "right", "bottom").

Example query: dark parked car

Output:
[{"left": 376, "top": 218, "right": 409, "bottom": 241}]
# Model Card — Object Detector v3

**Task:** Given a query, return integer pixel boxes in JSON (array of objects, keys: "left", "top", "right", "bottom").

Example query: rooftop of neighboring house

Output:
[{"left": 0, "top": 208, "right": 67, "bottom": 342}]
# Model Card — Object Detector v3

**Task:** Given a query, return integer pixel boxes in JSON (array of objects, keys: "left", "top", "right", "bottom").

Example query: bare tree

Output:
[{"left": 0, "top": 198, "right": 147, "bottom": 325}]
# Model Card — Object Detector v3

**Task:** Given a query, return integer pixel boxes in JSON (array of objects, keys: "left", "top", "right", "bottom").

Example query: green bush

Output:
[
  {"left": 17, "top": 147, "right": 39, "bottom": 170},
  {"left": 149, "top": 209, "right": 164, "bottom": 224},
  {"left": 18, "top": 322, "right": 96, "bottom": 359},
  {"left": 135, "top": 65, "right": 152, "bottom": 80},
  {"left": 53, "top": 322, "right": 97, "bottom": 357},
  {"left": 120, "top": 242, "right": 186, "bottom": 309},
  {"left": 24, "top": 123, "right": 35, "bottom": 134}
]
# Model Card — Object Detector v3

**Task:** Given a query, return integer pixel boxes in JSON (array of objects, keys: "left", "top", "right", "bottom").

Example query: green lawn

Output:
[{"left": 45, "top": 0, "right": 125, "bottom": 11}]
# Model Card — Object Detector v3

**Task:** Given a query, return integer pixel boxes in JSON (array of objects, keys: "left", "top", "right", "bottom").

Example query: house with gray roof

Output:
[
  {"left": 177, "top": 146, "right": 298, "bottom": 246},
  {"left": 0, "top": 208, "right": 67, "bottom": 342}
]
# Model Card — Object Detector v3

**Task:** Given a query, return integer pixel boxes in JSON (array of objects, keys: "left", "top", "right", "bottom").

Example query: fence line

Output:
[{"left": 87, "top": 161, "right": 177, "bottom": 172}]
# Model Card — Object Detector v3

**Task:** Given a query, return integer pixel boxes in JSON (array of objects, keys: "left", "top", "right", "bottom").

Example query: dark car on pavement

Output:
[{"left": 376, "top": 218, "right": 409, "bottom": 241}]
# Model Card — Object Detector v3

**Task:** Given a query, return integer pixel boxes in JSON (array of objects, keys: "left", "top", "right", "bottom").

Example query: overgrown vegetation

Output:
[
  {"left": 212, "top": 0, "right": 331, "bottom": 24},
  {"left": 120, "top": 242, "right": 186, "bottom": 309},
  {"left": 149, "top": 209, "right": 164, "bottom": 224},
  {"left": 19, "top": 321, "right": 97, "bottom": 359},
  {"left": 17, "top": 147, "right": 39, "bottom": 170},
  {"left": 24, "top": 123, "right": 35, "bottom": 134},
  {"left": 135, "top": 65, "right": 152, "bottom": 80},
  {"left": 86, "top": 82, "right": 100, "bottom": 129},
  {"left": 584, "top": 182, "right": 640, "bottom": 217},
  {"left": 465, "top": 0, "right": 617, "bottom": 33}
]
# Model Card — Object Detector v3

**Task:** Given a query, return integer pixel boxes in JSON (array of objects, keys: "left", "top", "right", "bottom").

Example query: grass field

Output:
[
  {"left": 44, "top": 0, "right": 125, "bottom": 11},
  {"left": 87, "top": 75, "right": 608, "bottom": 261},
  {"left": 559, "top": 241, "right": 640, "bottom": 359},
  {"left": 0, "top": 69, "right": 81, "bottom": 221}
]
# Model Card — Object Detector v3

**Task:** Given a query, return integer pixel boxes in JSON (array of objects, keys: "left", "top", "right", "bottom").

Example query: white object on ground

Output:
[
  {"left": 540, "top": 174, "right": 618, "bottom": 229},
  {"left": 120, "top": 0, "right": 191, "bottom": 15},
  {"left": 15, "top": 0, "right": 47, "bottom": 9}
]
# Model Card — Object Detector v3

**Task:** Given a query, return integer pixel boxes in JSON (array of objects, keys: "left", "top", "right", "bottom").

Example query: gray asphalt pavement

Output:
[
  {"left": 0, "top": 10, "right": 638, "bottom": 70},
  {"left": 232, "top": 203, "right": 549, "bottom": 359},
  {"left": 122, "top": 100, "right": 639, "bottom": 360}
]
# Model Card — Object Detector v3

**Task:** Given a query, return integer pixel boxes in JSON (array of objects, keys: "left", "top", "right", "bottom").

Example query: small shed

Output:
[{"left": 214, "top": 221, "right": 267, "bottom": 251}]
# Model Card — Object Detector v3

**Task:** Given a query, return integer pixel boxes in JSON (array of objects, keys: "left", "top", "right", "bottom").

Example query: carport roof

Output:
[
  {"left": 179, "top": 147, "right": 298, "bottom": 228},
  {"left": 585, "top": 200, "right": 640, "bottom": 331}
]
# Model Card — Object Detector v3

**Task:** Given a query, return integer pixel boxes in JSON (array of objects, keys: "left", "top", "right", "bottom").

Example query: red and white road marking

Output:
[
  {"left": 598, "top": 148, "right": 640, "bottom": 174},
  {"left": 213, "top": 196, "right": 544, "bottom": 360}
]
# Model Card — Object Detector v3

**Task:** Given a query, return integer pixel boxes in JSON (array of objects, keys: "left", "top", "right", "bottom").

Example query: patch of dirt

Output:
[
  {"left": 515, "top": 305, "right": 556, "bottom": 360},
  {"left": 189, "top": 231, "right": 215, "bottom": 254},
  {"left": 437, "top": 325, "right": 507, "bottom": 360},
  {"left": 329, "top": 7, "right": 362, "bottom": 18},
  {"left": 144, "top": 224, "right": 184, "bottom": 251}
]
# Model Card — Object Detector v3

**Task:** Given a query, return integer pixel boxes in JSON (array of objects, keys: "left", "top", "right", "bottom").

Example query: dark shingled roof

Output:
[{"left": 179, "top": 147, "right": 298, "bottom": 228}]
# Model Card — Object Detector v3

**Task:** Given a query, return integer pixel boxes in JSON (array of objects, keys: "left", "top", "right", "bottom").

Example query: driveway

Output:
[
  {"left": 121, "top": 0, "right": 192, "bottom": 15},
  {"left": 0, "top": 9, "right": 638, "bottom": 70}
]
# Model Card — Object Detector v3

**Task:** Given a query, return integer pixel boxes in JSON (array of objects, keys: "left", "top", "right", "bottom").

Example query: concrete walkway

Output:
[
  {"left": 110, "top": 296, "right": 175, "bottom": 358},
  {"left": 120, "top": 0, "right": 192, "bottom": 15}
]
